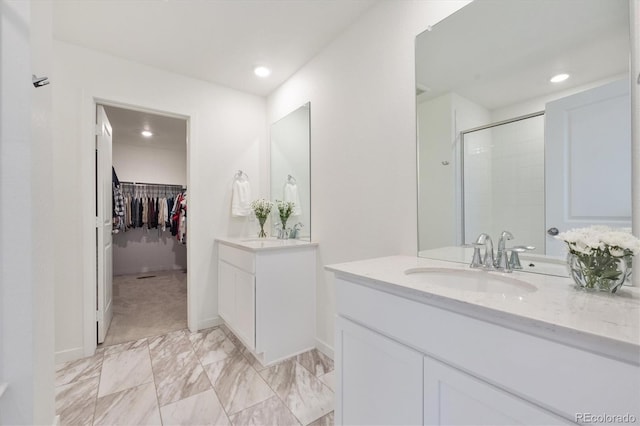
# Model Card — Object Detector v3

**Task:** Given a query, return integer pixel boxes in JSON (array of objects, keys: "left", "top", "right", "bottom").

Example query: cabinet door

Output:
[
  {"left": 336, "top": 317, "right": 423, "bottom": 426},
  {"left": 218, "top": 261, "right": 235, "bottom": 324},
  {"left": 423, "top": 356, "right": 570, "bottom": 425},
  {"left": 234, "top": 267, "right": 255, "bottom": 350}
]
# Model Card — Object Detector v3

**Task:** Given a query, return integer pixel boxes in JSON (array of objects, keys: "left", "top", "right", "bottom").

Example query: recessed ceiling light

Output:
[
  {"left": 141, "top": 130, "right": 153, "bottom": 137},
  {"left": 254, "top": 66, "right": 271, "bottom": 78},
  {"left": 550, "top": 73, "right": 570, "bottom": 83}
]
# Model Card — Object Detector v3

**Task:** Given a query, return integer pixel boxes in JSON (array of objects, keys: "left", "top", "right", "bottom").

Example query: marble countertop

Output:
[
  {"left": 216, "top": 236, "right": 318, "bottom": 252},
  {"left": 326, "top": 255, "right": 640, "bottom": 365}
]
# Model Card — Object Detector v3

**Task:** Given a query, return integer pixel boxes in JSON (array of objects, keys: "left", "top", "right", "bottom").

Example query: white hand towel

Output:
[
  {"left": 232, "top": 179, "right": 252, "bottom": 217},
  {"left": 284, "top": 182, "right": 302, "bottom": 216}
]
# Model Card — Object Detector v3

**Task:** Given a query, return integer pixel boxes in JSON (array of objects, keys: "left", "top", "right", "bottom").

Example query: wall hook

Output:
[{"left": 32, "top": 74, "right": 49, "bottom": 88}]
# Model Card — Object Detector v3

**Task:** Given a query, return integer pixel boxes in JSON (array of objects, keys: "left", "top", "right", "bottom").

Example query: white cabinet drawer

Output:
[{"left": 219, "top": 244, "right": 255, "bottom": 273}]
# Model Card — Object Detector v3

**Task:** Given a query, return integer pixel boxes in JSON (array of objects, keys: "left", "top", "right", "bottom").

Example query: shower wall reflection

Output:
[{"left": 463, "top": 114, "right": 545, "bottom": 254}]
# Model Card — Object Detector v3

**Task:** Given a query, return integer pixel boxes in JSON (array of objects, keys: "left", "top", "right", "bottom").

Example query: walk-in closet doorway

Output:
[{"left": 94, "top": 102, "right": 191, "bottom": 349}]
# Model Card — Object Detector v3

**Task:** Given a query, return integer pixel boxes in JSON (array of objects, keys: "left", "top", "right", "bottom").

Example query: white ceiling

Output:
[
  {"left": 103, "top": 105, "right": 187, "bottom": 151},
  {"left": 416, "top": 0, "right": 630, "bottom": 110},
  {"left": 53, "top": 0, "right": 377, "bottom": 97}
]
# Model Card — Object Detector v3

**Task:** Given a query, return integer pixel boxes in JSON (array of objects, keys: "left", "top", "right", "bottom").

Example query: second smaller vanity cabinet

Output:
[
  {"left": 217, "top": 256, "right": 255, "bottom": 348},
  {"left": 217, "top": 238, "right": 317, "bottom": 365}
]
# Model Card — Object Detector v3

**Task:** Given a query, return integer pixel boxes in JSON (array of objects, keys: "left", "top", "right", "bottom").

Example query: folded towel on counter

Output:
[
  {"left": 231, "top": 178, "right": 252, "bottom": 217},
  {"left": 284, "top": 182, "right": 302, "bottom": 216}
]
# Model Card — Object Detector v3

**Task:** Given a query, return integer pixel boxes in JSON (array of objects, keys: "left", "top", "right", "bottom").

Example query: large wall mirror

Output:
[
  {"left": 270, "top": 102, "right": 311, "bottom": 240},
  {"left": 416, "top": 0, "right": 632, "bottom": 273}
]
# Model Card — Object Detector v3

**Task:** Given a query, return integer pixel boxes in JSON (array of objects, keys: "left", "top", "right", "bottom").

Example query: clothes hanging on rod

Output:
[
  {"left": 118, "top": 182, "right": 186, "bottom": 241},
  {"left": 171, "top": 191, "right": 187, "bottom": 244},
  {"left": 112, "top": 168, "right": 125, "bottom": 233}
]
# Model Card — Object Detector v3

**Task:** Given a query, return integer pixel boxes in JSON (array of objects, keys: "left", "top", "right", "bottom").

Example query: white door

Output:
[
  {"left": 96, "top": 105, "right": 113, "bottom": 344},
  {"left": 336, "top": 317, "right": 423, "bottom": 426},
  {"left": 423, "top": 356, "right": 570, "bottom": 425},
  {"left": 545, "top": 79, "right": 631, "bottom": 256}
]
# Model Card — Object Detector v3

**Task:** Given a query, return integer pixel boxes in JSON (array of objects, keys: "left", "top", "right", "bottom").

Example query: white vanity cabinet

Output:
[
  {"left": 337, "top": 315, "right": 568, "bottom": 426},
  {"left": 216, "top": 238, "right": 317, "bottom": 365},
  {"left": 331, "top": 260, "right": 640, "bottom": 426},
  {"left": 422, "top": 355, "right": 568, "bottom": 425},
  {"left": 337, "top": 317, "right": 423, "bottom": 426},
  {"left": 218, "top": 256, "right": 255, "bottom": 347}
]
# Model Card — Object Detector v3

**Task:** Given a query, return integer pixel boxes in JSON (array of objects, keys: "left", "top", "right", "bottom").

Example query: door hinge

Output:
[
  {"left": 95, "top": 124, "right": 102, "bottom": 136},
  {"left": 96, "top": 310, "right": 104, "bottom": 322},
  {"left": 96, "top": 217, "right": 100, "bottom": 227}
]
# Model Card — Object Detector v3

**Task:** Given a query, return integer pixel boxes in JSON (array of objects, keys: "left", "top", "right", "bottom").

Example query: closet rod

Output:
[{"left": 120, "top": 181, "right": 185, "bottom": 188}]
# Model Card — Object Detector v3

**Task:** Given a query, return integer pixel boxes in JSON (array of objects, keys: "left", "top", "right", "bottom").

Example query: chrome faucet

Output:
[
  {"left": 508, "top": 245, "right": 535, "bottom": 270},
  {"left": 289, "top": 222, "right": 303, "bottom": 239},
  {"left": 495, "top": 230, "right": 514, "bottom": 272},
  {"left": 470, "top": 233, "right": 494, "bottom": 269}
]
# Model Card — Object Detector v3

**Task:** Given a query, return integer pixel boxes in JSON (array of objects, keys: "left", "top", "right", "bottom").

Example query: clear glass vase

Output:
[
  {"left": 257, "top": 216, "right": 267, "bottom": 238},
  {"left": 567, "top": 252, "right": 629, "bottom": 293}
]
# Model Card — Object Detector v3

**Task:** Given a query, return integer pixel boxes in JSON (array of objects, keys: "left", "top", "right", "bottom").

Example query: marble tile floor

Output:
[
  {"left": 103, "top": 270, "right": 187, "bottom": 346},
  {"left": 56, "top": 325, "right": 335, "bottom": 425}
]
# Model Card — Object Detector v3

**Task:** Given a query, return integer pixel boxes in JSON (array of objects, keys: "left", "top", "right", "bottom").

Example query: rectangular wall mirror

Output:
[
  {"left": 270, "top": 102, "right": 311, "bottom": 240},
  {"left": 416, "top": 0, "right": 632, "bottom": 274}
]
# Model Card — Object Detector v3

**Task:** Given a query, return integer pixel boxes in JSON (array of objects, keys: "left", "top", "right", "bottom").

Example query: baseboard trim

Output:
[
  {"left": 197, "top": 316, "right": 223, "bottom": 332},
  {"left": 315, "top": 337, "right": 334, "bottom": 360},
  {"left": 55, "top": 347, "right": 85, "bottom": 364}
]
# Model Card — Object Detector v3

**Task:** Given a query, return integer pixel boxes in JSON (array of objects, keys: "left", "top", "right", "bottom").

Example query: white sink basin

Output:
[{"left": 404, "top": 267, "right": 537, "bottom": 296}]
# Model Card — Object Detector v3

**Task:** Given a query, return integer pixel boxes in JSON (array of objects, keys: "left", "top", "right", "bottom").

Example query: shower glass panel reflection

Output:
[{"left": 462, "top": 114, "right": 545, "bottom": 254}]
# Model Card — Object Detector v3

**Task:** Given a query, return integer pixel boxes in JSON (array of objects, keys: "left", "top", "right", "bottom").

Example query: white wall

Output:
[
  {"left": 53, "top": 41, "right": 267, "bottom": 361},
  {"left": 632, "top": 0, "right": 640, "bottom": 288},
  {"left": 491, "top": 74, "right": 628, "bottom": 121},
  {"left": 418, "top": 92, "right": 491, "bottom": 249},
  {"left": 453, "top": 93, "right": 491, "bottom": 244},
  {"left": 418, "top": 93, "right": 454, "bottom": 250},
  {"left": 0, "top": 0, "right": 55, "bottom": 424},
  {"left": 113, "top": 144, "right": 187, "bottom": 187},
  {"left": 267, "top": 1, "right": 470, "bottom": 353}
]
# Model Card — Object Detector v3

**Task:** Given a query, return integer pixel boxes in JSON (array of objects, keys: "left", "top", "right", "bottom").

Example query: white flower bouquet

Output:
[
  {"left": 250, "top": 199, "right": 273, "bottom": 237},
  {"left": 556, "top": 226, "right": 640, "bottom": 292},
  {"left": 275, "top": 200, "right": 295, "bottom": 229}
]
